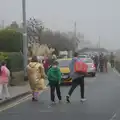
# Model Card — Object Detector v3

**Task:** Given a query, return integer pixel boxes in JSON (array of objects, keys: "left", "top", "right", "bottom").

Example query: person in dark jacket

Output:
[
  {"left": 99, "top": 53, "right": 105, "bottom": 72},
  {"left": 47, "top": 61, "right": 62, "bottom": 104},
  {"left": 66, "top": 52, "right": 86, "bottom": 103},
  {"left": 94, "top": 54, "right": 99, "bottom": 71}
]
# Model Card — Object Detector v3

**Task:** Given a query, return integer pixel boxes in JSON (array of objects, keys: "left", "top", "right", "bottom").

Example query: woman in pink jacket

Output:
[{"left": 0, "top": 61, "right": 10, "bottom": 100}]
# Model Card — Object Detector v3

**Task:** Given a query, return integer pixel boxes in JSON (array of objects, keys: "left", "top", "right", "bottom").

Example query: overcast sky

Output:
[{"left": 0, "top": 0, "right": 120, "bottom": 49}]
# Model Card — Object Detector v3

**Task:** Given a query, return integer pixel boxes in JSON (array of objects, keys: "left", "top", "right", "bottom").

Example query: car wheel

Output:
[{"left": 91, "top": 73, "right": 96, "bottom": 77}]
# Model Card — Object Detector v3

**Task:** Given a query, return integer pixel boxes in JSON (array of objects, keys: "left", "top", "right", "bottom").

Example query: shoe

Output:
[
  {"left": 80, "top": 98, "right": 87, "bottom": 102},
  {"left": 32, "top": 97, "right": 38, "bottom": 101},
  {"left": 66, "top": 96, "right": 70, "bottom": 103},
  {"left": 51, "top": 101, "right": 56, "bottom": 105}
]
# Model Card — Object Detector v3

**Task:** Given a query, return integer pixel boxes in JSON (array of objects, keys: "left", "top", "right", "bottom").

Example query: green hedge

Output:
[
  {"left": 7, "top": 52, "right": 23, "bottom": 72},
  {"left": 0, "top": 29, "right": 23, "bottom": 52},
  {"left": 0, "top": 52, "right": 23, "bottom": 72}
]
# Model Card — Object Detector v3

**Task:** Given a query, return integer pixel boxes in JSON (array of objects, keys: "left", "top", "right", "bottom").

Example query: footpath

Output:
[{"left": 0, "top": 80, "right": 49, "bottom": 104}]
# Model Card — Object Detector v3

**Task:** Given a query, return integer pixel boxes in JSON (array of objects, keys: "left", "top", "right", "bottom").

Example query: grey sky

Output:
[{"left": 0, "top": 0, "right": 120, "bottom": 49}]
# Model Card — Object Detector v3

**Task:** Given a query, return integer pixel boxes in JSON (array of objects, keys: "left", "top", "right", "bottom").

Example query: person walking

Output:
[
  {"left": 47, "top": 61, "right": 62, "bottom": 104},
  {"left": 104, "top": 55, "right": 108, "bottom": 72},
  {"left": 43, "top": 55, "right": 50, "bottom": 75},
  {"left": 27, "top": 56, "right": 47, "bottom": 101},
  {"left": 94, "top": 54, "right": 99, "bottom": 71},
  {"left": 66, "top": 52, "right": 86, "bottom": 103},
  {"left": 0, "top": 61, "right": 10, "bottom": 100},
  {"left": 99, "top": 53, "right": 105, "bottom": 72}
]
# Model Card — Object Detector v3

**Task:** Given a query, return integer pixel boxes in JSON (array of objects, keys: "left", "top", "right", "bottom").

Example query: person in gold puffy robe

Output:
[{"left": 27, "top": 56, "right": 47, "bottom": 101}]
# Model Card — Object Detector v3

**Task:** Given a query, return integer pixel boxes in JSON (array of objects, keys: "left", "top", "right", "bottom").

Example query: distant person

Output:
[
  {"left": 66, "top": 52, "right": 86, "bottom": 103},
  {"left": 104, "top": 55, "right": 108, "bottom": 72},
  {"left": 94, "top": 54, "right": 99, "bottom": 71},
  {"left": 43, "top": 55, "right": 49, "bottom": 74},
  {"left": 0, "top": 61, "right": 10, "bottom": 100},
  {"left": 99, "top": 53, "right": 105, "bottom": 72},
  {"left": 47, "top": 60, "right": 62, "bottom": 104}
]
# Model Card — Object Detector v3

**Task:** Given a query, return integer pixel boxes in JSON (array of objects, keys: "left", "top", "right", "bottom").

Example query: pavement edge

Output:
[{"left": 0, "top": 91, "right": 31, "bottom": 106}]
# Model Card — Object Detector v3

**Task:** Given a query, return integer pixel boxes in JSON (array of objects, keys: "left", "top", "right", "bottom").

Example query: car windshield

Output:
[
  {"left": 79, "top": 55, "right": 87, "bottom": 58},
  {"left": 83, "top": 58, "right": 93, "bottom": 63},
  {"left": 58, "top": 60, "right": 71, "bottom": 67}
]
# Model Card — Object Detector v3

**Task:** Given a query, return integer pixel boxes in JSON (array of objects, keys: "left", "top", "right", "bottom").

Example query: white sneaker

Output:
[
  {"left": 81, "top": 98, "right": 87, "bottom": 102},
  {"left": 51, "top": 101, "right": 56, "bottom": 105}
]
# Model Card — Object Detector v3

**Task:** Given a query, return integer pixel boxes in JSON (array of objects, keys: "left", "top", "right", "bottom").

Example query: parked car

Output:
[
  {"left": 78, "top": 54, "right": 89, "bottom": 58},
  {"left": 82, "top": 58, "right": 96, "bottom": 77}
]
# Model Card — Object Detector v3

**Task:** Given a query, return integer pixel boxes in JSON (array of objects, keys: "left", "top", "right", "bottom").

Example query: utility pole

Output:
[
  {"left": 22, "top": 0, "right": 28, "bottom": 80},
  {"left": 74, "top": 22, "right": 76, "bottom": 38},
  {"left": 98, "top": 36, "right": 101, "bottom": 48},
  {"left": 74, "top": 22, "right": 78, "bottom": 52}
]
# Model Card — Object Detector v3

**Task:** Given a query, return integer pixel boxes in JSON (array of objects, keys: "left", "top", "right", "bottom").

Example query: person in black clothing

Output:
[
  {"left": 94, "top": 54, "right": 99, "bottom": 71},
  {"left": 99, "top": 53, "right": 104, "bottom": 72}
]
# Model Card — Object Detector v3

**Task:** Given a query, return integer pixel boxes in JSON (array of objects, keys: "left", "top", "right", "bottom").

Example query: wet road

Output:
[{"left": 1, "top": 67, "right": 120, "bottom": 120}]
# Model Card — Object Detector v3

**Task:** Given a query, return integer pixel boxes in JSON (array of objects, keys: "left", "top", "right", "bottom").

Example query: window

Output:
[{"left": 58, "top": 60, "right": 71, "bottom": 67}]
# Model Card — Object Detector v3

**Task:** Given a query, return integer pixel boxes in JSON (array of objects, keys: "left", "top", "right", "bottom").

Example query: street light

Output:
[{"left": 22, "top": 0, "right": 28, "bottom": 80}]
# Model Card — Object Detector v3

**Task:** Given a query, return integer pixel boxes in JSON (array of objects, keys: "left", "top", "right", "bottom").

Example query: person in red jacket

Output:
[{"left": 43, "top": 55, "right": 50, "bottom": 74}]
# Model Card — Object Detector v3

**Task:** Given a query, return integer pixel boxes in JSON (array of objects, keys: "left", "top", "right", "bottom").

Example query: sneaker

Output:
[
  {"left": 80, "top": 98, "right": 87, "bottom": 102},
  {"left": 32, "top": 97, "right": 38, "bottom": 101},
  {"left": 66, "top": 96, "right": 70, "bottom": 103},
  {"left": 51, "top": 101, "right": 56, "bottom": 105}
]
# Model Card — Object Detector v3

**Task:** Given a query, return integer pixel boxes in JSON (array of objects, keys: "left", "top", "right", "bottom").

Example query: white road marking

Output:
[
  {"left": 0, "top": 88, "right": 49, "bottom": 112},
  {"left": 109, "top": 113, "right": 117, "bottom": 120},
  {"left": 0, "top": 94, "right": 32, "bottom": 112},
  {"left": 113, "top": 68, "right": 120, "bottom": 77},
  {"left": 108, "top": 62, "right": 120, "bottom": 77}
]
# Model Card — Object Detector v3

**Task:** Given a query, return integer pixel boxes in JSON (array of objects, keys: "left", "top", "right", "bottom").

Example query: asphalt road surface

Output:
[{"left": 1, "top": 67, "right": 120, "bottom": 120}]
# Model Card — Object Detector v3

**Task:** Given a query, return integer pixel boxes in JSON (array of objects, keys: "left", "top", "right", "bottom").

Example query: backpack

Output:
[{"left": 74, "top": 59, "right": 88, "bottom": 73}]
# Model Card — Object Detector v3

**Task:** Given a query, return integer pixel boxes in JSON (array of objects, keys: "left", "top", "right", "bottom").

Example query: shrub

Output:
[
  {"left": 115, "top": 60, "right": 120, "bottom": 73},
  {"left": 7, "top": 52, "right": 23, "bottom": 72},
  {"left": 0, "top": 29, "right": 23, "bottom": 52}
]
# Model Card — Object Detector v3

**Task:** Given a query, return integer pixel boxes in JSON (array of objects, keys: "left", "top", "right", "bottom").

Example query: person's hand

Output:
[{"left": 59, "top": 81, "right": 61, "bottom": 84}]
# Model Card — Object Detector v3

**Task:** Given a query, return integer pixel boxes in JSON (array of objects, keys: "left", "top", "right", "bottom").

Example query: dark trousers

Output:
[
  {"left": 50, "top": 82, "right": 62, "bottom": 102},
  {"left": 68, "top": 77, "right": 85, "bottom": 98}
]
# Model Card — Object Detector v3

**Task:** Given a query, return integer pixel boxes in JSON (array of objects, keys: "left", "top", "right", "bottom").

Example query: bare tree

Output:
[{"left": 27, "top": 17, "right": 44, "bottom": 45}]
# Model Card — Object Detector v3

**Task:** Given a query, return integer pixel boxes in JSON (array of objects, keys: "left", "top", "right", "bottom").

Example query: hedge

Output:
[
  {"left": 0, "top": 29, "right": 23, "bottom": 52},
  {"left": 0, "top": 52, "right": 23, "bottom": 72},
  {"left": 115, "top": 60, "right": 120, "bottom": 73},
  {"left": 7, "top": 52, "right": 23, "bottom": 72}
]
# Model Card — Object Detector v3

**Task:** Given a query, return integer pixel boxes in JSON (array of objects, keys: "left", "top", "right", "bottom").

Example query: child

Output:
[{"left": 47, "top": 61, "right": 62, "bottom": 104}]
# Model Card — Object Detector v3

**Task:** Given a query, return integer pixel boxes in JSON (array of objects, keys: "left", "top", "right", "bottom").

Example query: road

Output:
[{"left": 1, "top": 67, "right": 120, "bottom": 120}]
